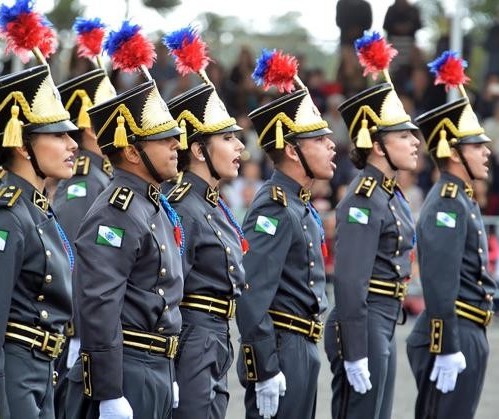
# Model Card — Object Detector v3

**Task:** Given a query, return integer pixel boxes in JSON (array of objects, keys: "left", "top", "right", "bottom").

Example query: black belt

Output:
[
  {"left": 5, "top": 321, "right": 66, "bottom": 359},
  {"left": 455, "top": 300, "right": 494, "bottom": 327},
  {"left": 180, "top": 294, "right": 236, "bottom": 320},
  {"left": 368, "top": 278, "right": 408, "bottom": 300},
  {"left": 268, "top": 310, "right": 324, "bottom": 343},
  {"left": 122, "top": 329, "right": 179, "bottom": 359}
]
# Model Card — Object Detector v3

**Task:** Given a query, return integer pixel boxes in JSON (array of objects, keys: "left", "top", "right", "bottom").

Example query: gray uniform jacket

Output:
[
  {"left": 410, "top": 172, "right": 496, "bottom": 353},
  {"left": 167, "top": 171, "right": 245, "bottom": 298},
  {"left": 333, "top": 164, "right": 415, "bottom": 361},
  {"left": 236, "top": 169, "right": 328, "bottom": 382},
  {"left": 74, "top": 169, "right": 183, "bottom": 400}
]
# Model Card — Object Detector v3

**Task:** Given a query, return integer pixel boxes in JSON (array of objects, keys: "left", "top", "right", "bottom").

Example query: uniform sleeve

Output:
[
  {"left": 236, "top": 201, "right": 292, "bottom": 382},
  {"left": 75, "top": 206, "right": 140, "bottom": 400},
  {"left": 417, "top": 198, "right": 465, "bottom": 354},
  {"left": 333, "top": 196, "right": 382, "bottom": 361},
  {"left": 0, "top": 210, "right": 24, "bottom": 416}
]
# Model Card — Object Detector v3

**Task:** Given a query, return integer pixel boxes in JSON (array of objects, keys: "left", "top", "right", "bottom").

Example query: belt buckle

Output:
[
  {"left": 308, "top": 320, "right": 324, "bottom": 343},
  {"left": 166, "top": 335, "right": 179, "bottom": 359},
  {"left": 227, "top": 300, "right": 236, "bottom": 320},
  {"left": 49, "top": 334, "right": 66, "bottom": 359}
]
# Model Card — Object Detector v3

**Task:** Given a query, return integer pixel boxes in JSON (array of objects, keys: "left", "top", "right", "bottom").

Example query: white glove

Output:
[
  {"left": 66, "top": 337, "right": 81, "bottom": 369},
  {"left": 255, "top": 371, "right": 286, "bottom": 419},
  {"left": 172, "top": 381, "right": 179, "bottom": 409},
  {"left": 99, "top": 396, "right": 133, "bottom": 419},
  {"left": 344, "top": 357, "right": 372, "bottom": 394},
  {"left": 430, "top": 351, "right": 466, "bottom": 393}
]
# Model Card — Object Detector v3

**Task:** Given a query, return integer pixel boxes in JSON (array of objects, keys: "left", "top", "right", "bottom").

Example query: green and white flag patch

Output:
[
  {"left": 436, "top": 211, "right": 456, "bottom": 228},
  {"left": 255, "top": 215, "right": 279, "bottom": 236},
  {"left": 67, "top": 181, "right": 87, "bottom": 200},
  {"left": 96, "top": 225, "right": 124, "bottom": 248},
  {"left": 348, "top": 207, "right": 370, "bottom": 224},
  {"left": 0, "top": 229, "right": 8, "bottom": 251}
]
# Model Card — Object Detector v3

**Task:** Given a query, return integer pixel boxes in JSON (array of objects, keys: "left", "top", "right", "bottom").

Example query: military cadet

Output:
[
  {"left": 164, "top": 78, "right": 246, "bottom": 417},
  {"left": 235, "top": 86, "right": 336, "bottom": 419},
  {"left": 0, "top": 63, "right": 79, "bottom": 418},
  {"left": 406, "top": 96, "right": 496, "bottom": 418},
  {"left": 63, "top": 79, "right": 184, "bottom": 419},
  {"left": 323, "top": 81, "right": 420, "bottom": 419}
]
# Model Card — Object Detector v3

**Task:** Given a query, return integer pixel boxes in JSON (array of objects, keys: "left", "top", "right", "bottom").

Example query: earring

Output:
[
  {"left": 200, "top": 156, "right": 205, "bottom": 161},
  {"left": 26, "top": 155, "right": 31, "bottom": 160}
]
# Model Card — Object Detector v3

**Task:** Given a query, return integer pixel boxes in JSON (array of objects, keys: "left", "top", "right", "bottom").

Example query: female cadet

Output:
[
  {"left": 0, "top": 64, "right": 78, "bottom": 418},
  {"left": 324, "top": 33, "right": 421, "bottom": 419},
  {"left": 163, "top": 27, "right": 246, "bottom": 419}
]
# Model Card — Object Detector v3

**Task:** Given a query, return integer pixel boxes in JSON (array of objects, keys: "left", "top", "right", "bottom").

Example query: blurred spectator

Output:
[
  {"left": 304, "top": 68, "right": 328, "bottom": 113},
  {"left": 483, "top": 5, "right": 499, "bottom": 77},
  {"left": 336, "top": 46, "right": 369, "bottom": 98},
  {"left": 483, "top": 100, "right": 499, "bottom": 162},
  {"left": 336, "top": 0, "right": 372, "bottom": 47},
  {"left": 229, "top": 45, "right": 259, "bottom": 115},
  {"left": 150, "top": 41, "right": 178, "bottom": 100},
  {"left": 476, "top": 73, "right": 499, "bottom": 120},
  {"left": 404, "top": 66, "right": 446, "bottom": 115}
]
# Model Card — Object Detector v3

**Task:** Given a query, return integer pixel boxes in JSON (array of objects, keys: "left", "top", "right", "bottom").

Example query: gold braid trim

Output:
[
  {"left": 348, "top": 105, "right": 410, "bottom": 139},
  {"left": 427, "top": 117, "right": 484, "bottom": 150},
  {"left": 96, "top": 103, "right": 178, "bottom": 140},
  {"left": 258, "top": 112, "right": 328, "bottom": 147},
  {"left": 0, "top": 91, "right": 69, "bottom": 124},
  {"left": 63, "top": 89, "right": 93, "bottom": 110},
  {"left": 176, "top": 109, "right": 236, "bottom": 134}
]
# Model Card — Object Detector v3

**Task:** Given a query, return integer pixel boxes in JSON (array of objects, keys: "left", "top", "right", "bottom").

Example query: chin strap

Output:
[
  {"left": 455, "top": 146, "right": 476, "bottom": 181},
  {"left": 134, "top": 141, "right": 163, "bottom": 184},
  {"left": 25, "top": 141, "right": 46, "bottom": 179},
  {"left": 199, "top": 142, "right": 220, "bottom": 180},
  {"left": 377, "top": 140, "right": 398, "bottom": 172},
  {"left": 294, "top": 144, "right": 315, "bottom": 179}
]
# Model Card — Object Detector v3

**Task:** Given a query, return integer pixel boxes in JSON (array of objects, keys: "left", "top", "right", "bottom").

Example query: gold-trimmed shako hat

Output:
[
  {"left": 58, "top": 68, "right": 117, "bottom": 130},
  {"left": 415, "top": 96, "right": 490, "bottom": 157},
  {"left": 89, "top": 79, "right": 182, "bottom": 155},
  {"left": 338, "top": 82, "right": 417, "bottom": 147},
  {"left": 167, "top": 83, "right": 242, "bottom": 146},
  {"left": 248, "top": 88, "right": 332, "bottom": 151}
]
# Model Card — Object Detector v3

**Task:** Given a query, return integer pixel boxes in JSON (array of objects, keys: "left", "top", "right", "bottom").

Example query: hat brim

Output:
[
  {"left": 27, "top": 120, "right": 79, "bottom": 134},
  {"left": 378, "top": 121, "right": 419, "bottom": 132},
  {"left": 141, "top": 126, "right": 184, "bottom": 140},
  {"left": 287, "top": 127, "right": 333, "bottom": 140},
  {"left": 458, "top": 133, "right": 491, "bottom": 145}
]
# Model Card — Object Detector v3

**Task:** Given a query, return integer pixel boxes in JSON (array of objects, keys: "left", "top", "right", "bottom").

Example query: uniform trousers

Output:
[
  {"left": 406, "top": 314, "right": 489, "bottom": 419},
  {"left": 4, "top": 342, "right": 55, "bottom": 419},
  {"left": 325, "top": 297, "right": 400, "bottom": 419},
  {"left": 241, "top": 331, "right": 321, "bottom": 419},
  {"left": 64, "top": 346, "right": 175, "bottom": 419},
  {"left": 173, "top": 309, "right": 232, "bottom": 419}
]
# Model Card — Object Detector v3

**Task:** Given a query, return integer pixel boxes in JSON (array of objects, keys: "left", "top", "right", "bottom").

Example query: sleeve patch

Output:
[
  {"left": 0, "top": 229, "right": 9, "bottom": 251},
  {"left": 348, "top": 207, "right": 370, "bottom": 224},
  {"left": 96, "top": 225, "right": 125, "bottom": 248},
  {"left": 254, "top": 215, "right": 279, "bottom": 235},
  {"left": 436, "top": 211, "right": 456, "bottom": 228},
  {"left": 67, "top": 181, "right": 87, "bottom": 200}
]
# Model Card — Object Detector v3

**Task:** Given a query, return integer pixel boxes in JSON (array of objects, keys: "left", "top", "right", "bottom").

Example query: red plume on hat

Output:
[
  {"left": 354, "top": 31, "right": 397, "bottom": 83},
  {"left": 252, "top": 49, "right": 302, "bottom": 93},
  {"left": 73, "top": 17, "right": 108, "bottom": 69},
  {"left": 0, "top": 0, "right": 57, "bottom": 64},
  {"left": 428, "top": 50, "right": 470, "bottom": 97}
]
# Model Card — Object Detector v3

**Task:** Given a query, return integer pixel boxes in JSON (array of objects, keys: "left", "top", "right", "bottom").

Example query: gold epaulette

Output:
[
  {"left": 430, "top": 318, "right": 443, "bottom": 353},
  {"left": 440, "top": 182, "right": 458, "bottom": 199},
  {"left": 271, "top": 185, "right": 287, "bottom": 207},
  {"left": 355, "top": 176, "right": 377, "bottom": 198},
  {"left": 109, "top": 187, "right": 134, "bottom": 211},
  {"left": 166, "top": 182, "right": 192, "bottom": 203},
  {"left": 0, "top": 168, "right": 6, "bottom": 181},
  {"left": 242, "top": 344, "right": 258, "bottom": 381},
  {"left": 0, "top": 185, "right": 22, "bottom": 207},
  {"left": 73, "top": 155, "right": 90, "bottom": 176}
]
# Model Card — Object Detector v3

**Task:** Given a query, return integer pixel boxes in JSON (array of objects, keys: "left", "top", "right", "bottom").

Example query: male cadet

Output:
[
  {"left": 406, "top": 93, "right": 496, "bottom": 416},
  {"left": 235, "top": 86, "right": 336, "bottom": 419},
  {"left": 64, "top": 78, "right": 184, "bottom": 419}
]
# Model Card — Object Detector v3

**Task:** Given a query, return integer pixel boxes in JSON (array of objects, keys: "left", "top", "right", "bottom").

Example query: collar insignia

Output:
[
  {"left": 464, "top": 183, "right": 474, "bottom": 199},
  {"left": 32, "top": 190, "right": 49, "bottom": 213},
  {"left": 148, "top": 184, "right": 161, "bottom": 208},
  {"left": 299, "top": 187, "right": 312, "bottom": 204},
  {"left": 205, "top": 186, "right": 219, "bottom": 207},
  {"left": 381, "top": 176, "right": 396, "bottom": 195},
  {"left": 102, "top": 157, "right": 113, "bottom": 178}
]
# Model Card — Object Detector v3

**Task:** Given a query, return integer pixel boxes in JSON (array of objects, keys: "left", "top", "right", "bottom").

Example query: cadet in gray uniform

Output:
[
  {"left": 236, "top": 87, "right": 336, "bottom": 419},
  {"left": 407, "top": 97, "right": 496, "bottom": 419},
  {"left": 64, "top": 80, "right": 184, "bottom": 419},
  {"left": 0, "top": 64, "right": 78, "bottom": 418},
  {"left": 165, "top": 81, "right": 246, "bottom": 419},
  {"left": 324, "top": 83, "right": 420, "bottom": 419}
]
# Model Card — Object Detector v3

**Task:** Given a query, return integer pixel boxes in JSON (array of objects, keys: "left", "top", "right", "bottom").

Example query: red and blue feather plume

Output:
[
  {"left": 0, "top": 0, "right": 57, "bottom": 63},
  {"left": 162, "top": 25, "right": 211, "bottom": 76},
  {"left": 428, "top": 50, "right": 470, "bottom": 91},
  {"left": 252, "top": 49, "right": 299, "bottom": 93},
  {"left": 73, "top": 17, "right": 106, "bottom": 60},
  {"left": 103, "top": 20, "right": 156, "bottom": 73},
  {"left": 354, "top": 31, "right": 397, "bottom": 80}
]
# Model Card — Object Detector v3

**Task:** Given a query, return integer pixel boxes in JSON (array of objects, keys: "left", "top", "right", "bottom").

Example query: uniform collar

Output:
[
  {"left": 441, "top": 172, "right": 474, "bottom": 200},
  {"left": 272, "top": 169, "right": 312, "bottom": 205},
  {"left": 113, "top": 168, "right": 161, "bottom": 208},
  {"left": 364, "top": 164, "right": 397, "bottom": 196},
  {"left": 183, "top": 171, "right": 219, "bottom": 207},
  {"left": 80, "top": 149, "right": 113, "bottom": 179},
  {"left": 5, "top": 172, "right": 50, "bottom": 213}
]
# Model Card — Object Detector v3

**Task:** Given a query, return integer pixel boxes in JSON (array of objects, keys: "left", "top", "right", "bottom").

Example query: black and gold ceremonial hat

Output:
[
  {"left": 89, "top": 79, "right": 182, "bottom": 154},
  {"left": 0, "top": 65, "right": 77, "bottom": 140},
  {"left": 248, "top": 88, "right": 331, "bottom": 151},
  {"left": 415, "top": 96, "right": 490, "bottom": 158},
  {"left": 167, "top": 83, "right": 241, "bottom": 149},
  {"left": 338, "top": 83, "right": 417, "bottom": 148},
  {"left": 57, "top": 68, "right": 116, "bottom": 130}
]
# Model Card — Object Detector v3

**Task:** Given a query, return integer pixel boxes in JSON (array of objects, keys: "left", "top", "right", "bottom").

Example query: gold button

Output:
[
  {"left": 471, "top": 214, "right": 476, "bottom": 219},
  {"left": 398, "top": 236, "right": 403, "bottom": 241},
  {"left": 246, "top": 359, "right": 252, "bottom": 365},
  {"left": 37, "top": 295, "right": 45, "bottom": 302},
  {"left": 482, "top": 266, "right": 486, "bottom": 271},
  {"left": 226, "top": 247, "right": 231, "bottom": 254},
  {"left": 229, "top": 265, "right": 235, "bottom": 272},
  {"left": 244, "top": 283, "right": 250, "bottom": 290},
  {"left": 248, "top": 372, "right": 254, "bottom": 378},
  {"left": 478, "top": 281, "right": 483, "bottom": 286},
  {"left": 309, "top": 281, "right": 315, "bottom": 286},
  {"left": 433, "top": 345, "right": 439, "bottom": 350},
  {"left": 41, "top": 310, "right": 48, "bottom": 319},
  {"left": 160, "top": 244, "right": 166, "bottom": 252},
  {"left": 309, "top": 242, "right": 313, "bottom": 248},
  {"left": 486, "top": 294, "right": 493, "bottom": 302},
  {"left": 151, "top": 223, "right": 156, "bottom": 230},
  {"left": 396, "top": 220, "right": 401, "bottom": 226},
  {"left": 478, "top": 248, "right": 483, "bottom": 253},
  {"left": 309, "top": 261, "right": 315, "bottom": 267},
  {"left": 38, "top": 228, "right": 43, "bottom": 235},
  {"left": 160, "top": 268, "right": 166, "bottom": 276},
  {"left": 395, "top": 250, "right": 400, "bottom": 256},
  {"left": 157, "top": 327, "right": 164, "bottom": 333},
  {"left": 245, "top": 347, "right": 250, "bottom": 353},
  {"left": 158, "top": 288, "right": 164, "bottom": 296},
  {"left": 45, "top": 274, "right": 53, "bottom": 283},
  {"left": 478, "top": 230, "right": 482, "bottom": 235},
  {"left": 317, "top": 297, "right": 322, "bottom": 303},
  {"left": 217, "top": 231, "right": 222, "bottom": 237},
  {"left": 434, "top": 333, "right": 439, "bottom": 338},
  {"left": 45, "top": 250, "right": 52, "bottom": 257},
  {"left": 82, "top": 354, "right": 88, "bottom": 361},
  {"left": 164, "top": 305, "right": 169, "bottom": 312},
  {"left": 207, "top": 214, "right": 212, "bottom": 220},
  {"left": 395, "top": 265, "right": 401, "bottom": 271},
  {"left": 83, "top": 372, "right": 88, "bottom": 378},
  {"left": 390, "top": 205, "right": 395, "bottom": 210},
  {"left": 303, "top": 225, "right": 307, "bottom": 230}
]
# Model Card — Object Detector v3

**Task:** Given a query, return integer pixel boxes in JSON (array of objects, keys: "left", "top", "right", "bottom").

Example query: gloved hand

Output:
[
  {"left": 66, "top": 337, "right": 81, "bottom": 369},
  {"left": 172, "top": 381, "right": 179, "bottom": 409},
  {"left": 99, "top": 396, "right": 133, "bottom": 419},
  {"left": 255, "top": 371, "right": 286, "bottom": 419},
  {"left": 430, "top": 351, "right": 466, "bottom": 393},
  {"left": 344, "top": 357, "right": 372, "bottom": 394}
]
